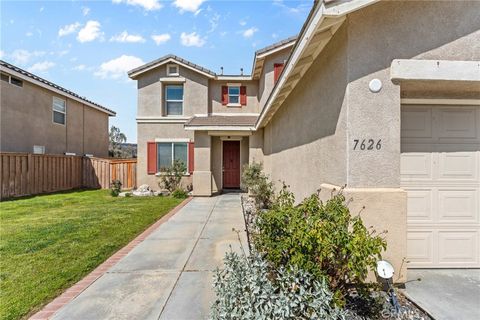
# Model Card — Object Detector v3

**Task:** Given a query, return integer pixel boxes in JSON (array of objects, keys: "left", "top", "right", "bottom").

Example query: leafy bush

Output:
[
  {"left": 241, "top": 162, "right": 274, "bottom": 209},
  {"left": 159, "top": 160, "right": 187, "bottom": 193},
  {"left": 171, "top": 188, "right": 188, "bottom": 199},
  {"left": 253, "top": 185, "right": 387, "bottom": 305},
  {"left": 110, "top": 180, "right": 122, "bottom": 197},
  {"left": 211, "top": 251, "right": 346, "bottom": 320}
]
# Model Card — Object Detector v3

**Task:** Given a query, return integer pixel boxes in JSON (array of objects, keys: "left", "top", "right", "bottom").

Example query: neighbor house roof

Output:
[
  {"left": 128, "top": 54, "right": 217, "bottom": 79},
  {"left": 0, "top": 60, "right": 116, "bottom": 116},
  {"left": 184, "top": 115, "right": 258, "bottom": 131},
  {"left": 256, "top": 0, "right": 380, "bottom": 128}
]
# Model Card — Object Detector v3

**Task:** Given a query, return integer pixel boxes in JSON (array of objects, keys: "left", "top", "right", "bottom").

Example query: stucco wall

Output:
[
  {"left": 0, "top": 78, "right": 109, "bottom": 156},
  {"left": 258, "top": 49, "right": 292, "bottom": 109},
  {"left": 209, "top": 80, "right": 259, "bottom": 114},
  {"left": 137, "top": 64, "right": 209, "bottom": 117}
]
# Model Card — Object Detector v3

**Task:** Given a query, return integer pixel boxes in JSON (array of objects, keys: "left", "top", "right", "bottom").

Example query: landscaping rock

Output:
[{"left": 132, "top": 184, "right": 155, "bottom": 196}]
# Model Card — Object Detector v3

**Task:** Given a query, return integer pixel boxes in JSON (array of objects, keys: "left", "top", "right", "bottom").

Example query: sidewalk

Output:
[{"left": 50, "top": 194, "right": 247, "bottom": 320}]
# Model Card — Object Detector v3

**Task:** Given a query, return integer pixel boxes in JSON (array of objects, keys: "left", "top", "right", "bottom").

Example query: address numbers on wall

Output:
[{"left": 353, "top": 139, "right": 382, "bottom": 150}]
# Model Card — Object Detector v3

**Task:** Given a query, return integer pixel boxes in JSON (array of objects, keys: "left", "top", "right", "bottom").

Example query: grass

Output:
[{"left": 0, "top": 189, "right": 183, "bottom": 320}]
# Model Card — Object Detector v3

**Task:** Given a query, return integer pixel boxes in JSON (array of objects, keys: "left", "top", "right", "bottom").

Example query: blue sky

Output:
[{"left": 1, "top": 0, "right": 311, "bottom": 142}]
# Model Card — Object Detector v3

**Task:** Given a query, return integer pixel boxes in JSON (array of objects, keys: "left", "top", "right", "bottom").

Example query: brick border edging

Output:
[{"left": 29, "top": 196, "right": 193, "bottom": 320}]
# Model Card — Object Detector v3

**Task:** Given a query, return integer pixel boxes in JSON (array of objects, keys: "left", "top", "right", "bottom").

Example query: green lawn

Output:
[{"left": 0, "top": 190, "right": 183, "bottom": 320}]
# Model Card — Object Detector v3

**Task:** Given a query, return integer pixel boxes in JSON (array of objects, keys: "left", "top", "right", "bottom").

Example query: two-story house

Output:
[
  {"left": 0, "top": 60, "right": 115, "bottom": 157},
  {"left": 130, "top": 0, "right": 480, "bottom": 278},
  {"left": 128, "top": 36, "right": 295, "bottom": 195}
]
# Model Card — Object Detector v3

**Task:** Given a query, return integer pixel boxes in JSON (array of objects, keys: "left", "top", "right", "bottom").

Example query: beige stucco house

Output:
[
  {"left": 0, "top": 60, "right": 115, "bottom": 157},
  {"left": 130, "top": 0, "right": 479, "bottom": 279}
]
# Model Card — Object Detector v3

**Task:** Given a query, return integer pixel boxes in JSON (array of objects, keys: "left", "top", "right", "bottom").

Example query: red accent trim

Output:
[
  {"left": 240, "top": 86, "right": 247, "bottom": 106},
  {"left": 188, "top": 142, "right": 194, "bottom": 174},
  {"left": 221, "top": 86, "right": 228, "bottom": 105},
  {"left": 274, "top": 63, "right": 284, "bottom": 83},
  {"left": 147, "top": 142, "right": 157, "bottom": 174}
]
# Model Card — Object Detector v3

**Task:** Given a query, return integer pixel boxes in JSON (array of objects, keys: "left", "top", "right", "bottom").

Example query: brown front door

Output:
[{"left": 223, "top": 141, "right": 240, "bottom": 189}]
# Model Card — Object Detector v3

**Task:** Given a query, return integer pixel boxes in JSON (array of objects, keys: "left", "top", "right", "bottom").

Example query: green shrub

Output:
[
  {"left": 110, "top": 180, "right": 122, "bottom": 197},
  {"left": 241, "top": 162, "right": 274, "bottom": 209},
  {"left": 211, "top": 251, "right": 346, "bottom": 320},
  {"left": 253, "top": 185, "right": 387, "bottom": 305},
  {"left": 159, "top": 160, "right": 187, "bottom": 193},
  {"left": 171, "top": 188, "right": 188, "bottom": 199}
]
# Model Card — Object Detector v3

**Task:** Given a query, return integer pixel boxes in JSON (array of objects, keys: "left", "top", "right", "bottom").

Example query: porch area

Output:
[{"left": 184, "top": 115, "right": 263, "bottom": 196}]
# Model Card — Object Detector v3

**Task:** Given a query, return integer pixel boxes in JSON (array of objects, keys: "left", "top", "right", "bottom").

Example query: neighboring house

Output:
[
  {"left": 130, "top": 0, "right": 479, "bottom": 279},
  {"left": 0, "top": 60, "right": 115, "bottom": 157}
]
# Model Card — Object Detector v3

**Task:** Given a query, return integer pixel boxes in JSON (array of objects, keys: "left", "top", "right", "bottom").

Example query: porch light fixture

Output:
[{"left": 369, "top": 78, "right": 382, "bottom": 93}]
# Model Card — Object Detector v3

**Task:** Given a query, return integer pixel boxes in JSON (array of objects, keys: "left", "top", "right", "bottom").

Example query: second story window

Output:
[
  {"left": 165, "top": 84, "right": 183, "bottom": 116},
  {"left": 167, "top": 64, "right": 179, "bottom": 76},
  {"left": 228, "top": 86, "right": 240, "bottom": 104},
  {"left": 53, "top": 97, "right": 66, "bottom": 125}
]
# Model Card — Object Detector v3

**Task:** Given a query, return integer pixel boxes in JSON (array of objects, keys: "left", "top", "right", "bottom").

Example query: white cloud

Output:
[
  {"left": 242, "top": 27, "right": 258, "bottom": 38},
  {"left": 26, "top": 31, "right": 33, "bottom": 37},
  {"left": 40, "top": 7, "right": 44, "bottom": 12},
  {"left": 94, "top": 55, "right": 144, "bottom": 79},
  {"left": 73, "top": 64, "right": 93, "bottom": 71},
  {"left": 207, "top": 12, "right": 220, "bottom": 33},
  {"left": 239, "top": 20, "right": 246, "bottom": 26},
  {"left": 110, "top": 31, "right": 146, "bottom": 43},
  {"left": 82, "top": 6, "right": 90, "bottom": 16},
  {"left": 58, "top": 22, "right": 81, "bottom": 37},
  {"left": 180, "top": 31, "right": 205, "bottom": 47},
  {"left": 77, "top": 21, "right": 103, "bottom": 43},
  {"left": 0, "top": 50, "right": 4, "bottom": 59},
  {"left": 151, "top": 33, "right": 171, "bottom": 45},
  {"left": 112, "top": 0, "right": 162, "bottom": 11},
  {"left": 9, "top": 49, "right": 45, "bottom": 65},
  {"left": 173, "top": 0, "right": 205, "bottom": 13},
  {"left": 28, "top": 61, "right": 55, "bottom": 73}
]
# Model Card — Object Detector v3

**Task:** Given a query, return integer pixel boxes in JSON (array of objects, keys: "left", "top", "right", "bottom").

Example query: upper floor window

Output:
[
  {"left": 228, "top": 86, "right": 240, "bottom": 104},
  {"left": 53, "top": 97, "right": 66, "bottom": 125},
  {"left": 1, "top": 73, "right": 23, "bottom": 87},
  {"left": 167, "top": 64, "right": 179, "bottom": 76},
  {"left": 165, "top": 84, "right": 183, "bottom": 115}
]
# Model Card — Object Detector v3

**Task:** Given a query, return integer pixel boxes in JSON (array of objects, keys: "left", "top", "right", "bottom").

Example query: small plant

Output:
[
  {"left": 253, "top": 185, "right": 387, "bottom": 306},
  {"left": 171, "top": 188, "right": 188, "bottom": 199},
  {"left": 241, "top": 162, "right": 274, "bottom": 209},
  {"left": 159, "top": 160, "right": 187, "bottom": 193},
  {"left": 110, "top": 179, "right": 122, "bottom": 197},
  {"left": 211, "top": 250, "right": 346, "bottom": 320}
]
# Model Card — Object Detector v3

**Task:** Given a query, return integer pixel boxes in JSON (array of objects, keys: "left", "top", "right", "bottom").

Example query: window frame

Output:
[
  {"left": 227, "top": 83, "right": 241, "bottom": 107},
  {"left": 156, "top": 141, "right": 189, "bottom": 174},
  {"left": 166, "top": 64, "right": 179, "bottom": 76},
  {"left": 1, "top": 73, "right": 23, "bottom": 87},
  {"left": 52, "top": 96, "right": 67, "bottom": 125},
  {"left": 164, "top": 84, "right": 184, "bottom": 116}
]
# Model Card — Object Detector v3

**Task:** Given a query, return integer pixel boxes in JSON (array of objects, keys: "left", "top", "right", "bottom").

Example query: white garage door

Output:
[{"left": 401, "top": 104, "right": 480, "bottom": 268}]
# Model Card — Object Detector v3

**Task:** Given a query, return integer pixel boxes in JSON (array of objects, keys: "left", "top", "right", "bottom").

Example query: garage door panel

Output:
[
  {"left": 438, "top": 230, "right": 479, "bottom": 266},
  {"left": 407, "top": 231, "right": 434, "bottom": 266},
  {"left": 438, "top": 152, "right": 478, "bottom": 181},
  {"left": 405, "top": 189, "right": 433, "bottom": 223},
  {"left": 438, "top": 108, "right": 477, "bottom": 140},
  {"left": 402, "top": 104, "right": 480, "bottom": 268},
  {"left": 438, "top": 189, "right": 478, "bottom": 223}
]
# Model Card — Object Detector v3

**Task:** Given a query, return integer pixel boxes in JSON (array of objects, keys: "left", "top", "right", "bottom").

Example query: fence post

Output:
[{"left": 27, "top": 153, "right": 33, "bottom": 195}]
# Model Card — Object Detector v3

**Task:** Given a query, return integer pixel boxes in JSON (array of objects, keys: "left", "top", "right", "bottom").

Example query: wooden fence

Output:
[{"left": 0, "top": 153, "right": 137, "bottom": 200}]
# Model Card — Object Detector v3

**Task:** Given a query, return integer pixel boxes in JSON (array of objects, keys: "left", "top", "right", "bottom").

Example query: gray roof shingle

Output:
[
  {"left": 185, "top": 115, "right": 258, "bottom": 127},
  {"left": 128, "top": 54, "right": 216, "bottom": 77}
]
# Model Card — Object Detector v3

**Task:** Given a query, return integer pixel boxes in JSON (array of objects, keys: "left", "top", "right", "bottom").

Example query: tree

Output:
[{"left": 109, "top": 126, "right": 127, "bottom": 157}]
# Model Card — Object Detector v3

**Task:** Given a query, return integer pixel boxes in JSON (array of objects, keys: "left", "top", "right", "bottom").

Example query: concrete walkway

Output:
[
  {"left": 406, "top": 269, "right": 480, "bottom": 320},
  {"left": 52, "top": 194, "right": 247, "bottom": 320}
]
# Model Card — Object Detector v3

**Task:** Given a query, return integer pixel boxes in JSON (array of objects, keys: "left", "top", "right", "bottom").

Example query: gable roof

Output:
[
  {"left": 0, "top": 60, "right": 116, "bottom": 116},
  {"left": 252, "top": 35, "right": 297, "bottom": 79},
  {"left": 128, "top": 54, "right": 216, "bottom": 79},
  {"left": 255, "top": 0, "right": 380, "bottom": 128}
]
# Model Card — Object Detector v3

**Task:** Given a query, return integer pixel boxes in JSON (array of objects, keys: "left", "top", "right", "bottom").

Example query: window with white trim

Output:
[
  {"left": 165, "top": 84, "right": 183, "bottom": 116},
  {"left": 167, "top": 64, "right": 179, "bottom": 76},
  {"left": 53, "top": 97, "right": 66, "bottom": 125},
  {"left": 228, "top": 86, "right": 240, "bottom": 104},
  {"left": 157, "top": 142, "right": 188, "bottom": 171}
]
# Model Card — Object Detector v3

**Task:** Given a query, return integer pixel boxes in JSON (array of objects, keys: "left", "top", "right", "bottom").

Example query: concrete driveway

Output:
[
  {"left": 406, "top": 269, "right": 480, "bottom": 320},
  {"left": 51, "top": 194, "right": 247, "bottom": 320}
]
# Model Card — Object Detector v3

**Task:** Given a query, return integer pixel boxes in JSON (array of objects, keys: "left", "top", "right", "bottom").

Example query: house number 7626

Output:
[{"left": 353, "top": 139, "right": 382, "bottom": 150}]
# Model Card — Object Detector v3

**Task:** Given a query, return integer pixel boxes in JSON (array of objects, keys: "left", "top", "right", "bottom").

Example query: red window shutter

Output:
[
  {"left": 274, "top": 63, "right": 284, "bottom": 83},
  {"left": 188, "top": 142, "right": 194, "bottom": 174},
  {"left": 240, "top": 86, "right": 247, "bottom": 106},
  {"left": 221, "top": 86, "right": 228, "bottom": 105},
  {"left": 147, "top": 142, "right": 157, "bottom": 174}
]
